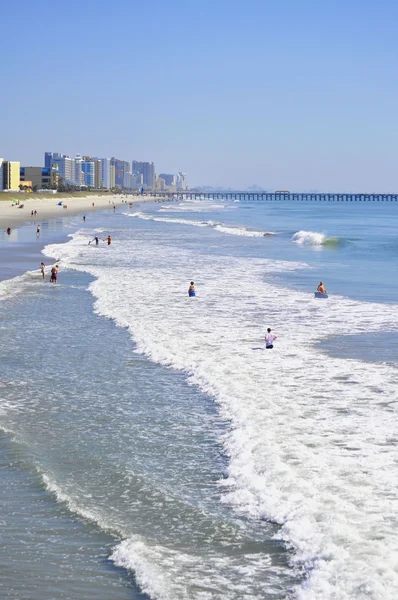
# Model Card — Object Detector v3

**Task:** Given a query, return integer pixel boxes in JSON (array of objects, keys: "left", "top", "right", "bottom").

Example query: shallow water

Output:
[{"left": 1, "top": 199, "right": 398, "bottom": 599}]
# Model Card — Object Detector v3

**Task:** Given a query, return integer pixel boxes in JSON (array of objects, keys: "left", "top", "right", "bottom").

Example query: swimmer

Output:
[
  {"left": 6, "top": 227, "right": 11, "bottom": 235},
  {"left": 188, "top": 281, "right": 195, "bottom": 297},
  {"left": 317, "top": 281, "right": 327, "bottom": 294},
  {"left": 40, "top": 262, "right": 45, "bottom": 279},
  {"left": 265, "top": 328, "right": 277, "bottom": 349}
]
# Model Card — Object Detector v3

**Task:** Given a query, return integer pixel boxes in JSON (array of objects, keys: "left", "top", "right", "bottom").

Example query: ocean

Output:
[{"left": 0, "top": 198, "right": 397, "bottom": 600}]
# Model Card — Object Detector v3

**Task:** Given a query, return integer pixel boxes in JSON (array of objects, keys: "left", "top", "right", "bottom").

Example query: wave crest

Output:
[{"left": 292, "top": 230, "right": 341, "bottom": 246}]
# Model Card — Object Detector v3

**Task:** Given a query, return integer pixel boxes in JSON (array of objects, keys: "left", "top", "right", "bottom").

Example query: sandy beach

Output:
[{"left": 0, "top": 193, "right": 156, "bottom": 230}]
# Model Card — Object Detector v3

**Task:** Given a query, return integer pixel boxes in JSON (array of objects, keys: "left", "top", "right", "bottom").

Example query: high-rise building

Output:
[
  {"left": 123, "top": 171, "right": 143, "bottom": 190},
  {"left": 81, "top": 158, "right": 96, "bottom": 187},
  {"left": 44, "top": 151, "right": 59, "bottom": 168},
  {"left": 156, "top": 177, "right": 165, "bottom": 191},
  {"left": 99, "top": 158, "right": 111, "bottom": 189},
  {"left": 2, "top": 161, "right": 21, "bottom": 190},
  {"left": 49, "top": 154, "right": 74, "bottom": 184},
  {"left": 176, "top": 172, "right": 187, "bottom": 191},
  {"left": 111, "top": 158, "right": 130, "bottom": 189},
  {"left": 158, "top": 173, "right": 175, "bottom": 187},
  {"left": 74, "top": 154, "right": 84, "bottom": 186},
  {"left": 110, "top": 164, "right": 116, "bottom": 189},
  {"left": 0, "top": 158, "right": 4, "bottom": 190},
  {"left": 132, "top": 161, "right": 156, "bottom": 189},
  {"left": 94, "top": 159, "right": 102, "bottom": 189}
]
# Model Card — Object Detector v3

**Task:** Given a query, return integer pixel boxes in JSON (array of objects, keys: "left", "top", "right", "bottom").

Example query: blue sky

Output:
[{"left": 1, "top": 0, "right": 398, "bottom": 191}]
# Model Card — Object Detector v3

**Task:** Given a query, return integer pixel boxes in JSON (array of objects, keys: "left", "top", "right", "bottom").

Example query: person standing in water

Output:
[
  {"left": 40, "top": 262, "right": 45, "bottom": 279},
  {"left": 89, "top": 236, "right": 99, "bottom": 246},
  {"left": 36, "top": 224, "right": 40, "bottom": 237},
  {"left": 188, "top": 281, "right": 195, "bottom": 297},
  {"left": 50, "top": 265, "right": 59, "bottom": 283},
  {"left": 106, "top": 235, "right": 112, "bottom": 245},
  {"left": 83, "top": 215, "right": 86, "bottom": 222},
  {"left": 265, "top": 328, "right": 277, "bottom": 349}
]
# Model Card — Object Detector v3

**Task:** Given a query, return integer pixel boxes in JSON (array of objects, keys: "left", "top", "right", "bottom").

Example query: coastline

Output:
[
  {"left": 0, "top": 193, "right": 165, "bottom": 284},
  {"left": 0, "top": 193, "right": 159, "bottom": 229}
]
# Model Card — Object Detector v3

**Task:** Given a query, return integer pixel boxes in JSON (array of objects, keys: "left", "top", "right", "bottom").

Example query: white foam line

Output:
[{"left": 126, "top": 212, "right": 276, "bottom": 237}]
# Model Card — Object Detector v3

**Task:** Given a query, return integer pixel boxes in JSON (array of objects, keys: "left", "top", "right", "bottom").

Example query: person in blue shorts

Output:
[{"left": 188, "top": 281, "right": 196, "bottom": 297}]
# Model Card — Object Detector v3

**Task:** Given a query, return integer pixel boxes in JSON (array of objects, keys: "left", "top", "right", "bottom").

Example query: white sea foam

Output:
[
  {"left": 0, "top": 269, "right": 52, "bottom": 300},
  {"left": 127, "top": 212, "right": 276, "bottom": 237},
  {"left": 292, "top": 231, "right": 326, "bottom": 245},
  {"left": 110, "top": 536, "right": 276, "bottom": 600},
  {"left": 291, "top": 230, "right": 341, "bottom": 246},
  {"left": 159, "top": 202, "right": 226, "bottom": 212},
  {"left": 43, "top": 231, "right": 398, "bottom": 600}
]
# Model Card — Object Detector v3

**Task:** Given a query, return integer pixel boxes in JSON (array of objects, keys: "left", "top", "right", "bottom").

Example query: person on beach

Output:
[
  {"left": 49, "top": 265, "right": 59, "bottom": 283},
  {"left": 31, "top": 210, "right": 34, "bottom": 216},
  {"left": 36, "top": 224, "right": 40, "bottom": 236},
  {"left": 89, "top": 236, "right": 99, "bottom": 246},
  {"left": 40, "top": 262, "right": 45, "bottom": 279},
  {"left": 265, "top": 328, "right": 277, "bottom": 349},
  {"left": 106, "top": 235, "right": 112, "bottom": 245},
  {"left": 188, "top": 281, "right": 196, "bottom": 297},
  {"left": 34, "top": 210, "right": 37, "bottom": 216},
  {"left": 317, "top": 281, "right": 327, "bottom": 294}
]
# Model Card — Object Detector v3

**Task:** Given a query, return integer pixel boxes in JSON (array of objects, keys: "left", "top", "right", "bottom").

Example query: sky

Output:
[{"left": 1, "top": 0, "right": 398, "bottom": 191}]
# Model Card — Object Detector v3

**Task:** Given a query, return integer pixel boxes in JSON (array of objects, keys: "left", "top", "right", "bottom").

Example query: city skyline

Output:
[
  {"left": 1, "top": 1, "right": 398, "bottom": 192},
  {"left": 1, "top": 150, "right": 188, "bottom": 192}
]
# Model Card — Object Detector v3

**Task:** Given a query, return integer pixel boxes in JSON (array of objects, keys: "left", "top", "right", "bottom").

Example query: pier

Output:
[{"left": 143, "top": 191, "right": 398, "bottom": 202}]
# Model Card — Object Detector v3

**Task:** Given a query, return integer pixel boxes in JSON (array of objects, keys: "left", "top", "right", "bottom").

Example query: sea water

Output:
[{"left": 0, "top": 198, "right": 398, "bottom": 599}]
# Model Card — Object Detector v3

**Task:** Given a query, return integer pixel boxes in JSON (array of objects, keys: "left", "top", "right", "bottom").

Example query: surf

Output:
[
  {"left": 291, "top": 230, "right": 343, "bottom": 247},
  {"left": 43, "top": 228, "right": 398, "bottom": 600}
]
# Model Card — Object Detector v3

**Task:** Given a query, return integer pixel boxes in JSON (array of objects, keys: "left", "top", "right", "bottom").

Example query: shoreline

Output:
[
  {"left": 0, "top": 194, "right": 165, "bottom": 284},
  {"left": 0, "top": 193, "right": 160, "bottom": 230}
]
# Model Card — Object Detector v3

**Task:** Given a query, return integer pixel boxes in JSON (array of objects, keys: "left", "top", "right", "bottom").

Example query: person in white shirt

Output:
[{"left": 265, "top": 328, "right": 277, "bottom": 349}]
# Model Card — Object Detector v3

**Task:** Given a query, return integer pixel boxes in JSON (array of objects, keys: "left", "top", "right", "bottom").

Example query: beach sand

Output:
[{"left": 0, "top": 193, "right": 157, "bottom": 229}]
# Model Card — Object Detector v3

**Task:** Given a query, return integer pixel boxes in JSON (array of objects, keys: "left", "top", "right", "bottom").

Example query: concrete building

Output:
[
  {"left": 124, "top": 171, "right": 143, "bottom": 190},
  {"left": 158, "top": 173, "right": 175, "bottom": 187},
  {"left": 94, "top": 159, "right": 102, "bottom": 189},
  {"left": 100, "top": 158, "right": 111, "bottom": 189},
  {"left": 2, "top": 161, "right": 21, "bottom": 190},
  {"left": 20, "top": 166, "right": 59, "bottom": 190},
  {"left": 0, "top": 159, "right": 4, "bottom": 190},
  {"left": 74, "top": 155, "right": 84, "bottom": 186},
  {"left": 110, "top": 164, "right": 116, "bottom": 189},
  {"left": 155, "top": 177, "right": 166, "bottom": 191},
  {"left": 111, "top": 158, "right": 130, "bottom": 189},
  {"left": 44, "top": 151, "right": 59, "bottom": 168},
  {"left": 81, "top": 158, "right": 96, "bottom": 187},
  {"left": 50, "top": 154, "right": 75, "bottom": 185},
  {"left": 176, "top": 172, "right": 187, "bottom": 191},
  {"left": 132, "top": 161, "right": 156, "bottom": 189}
]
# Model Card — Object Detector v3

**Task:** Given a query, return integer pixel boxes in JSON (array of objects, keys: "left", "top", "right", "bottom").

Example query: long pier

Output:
[{"left": 144, "top": 191, "right": 398, "bottom": 202}]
